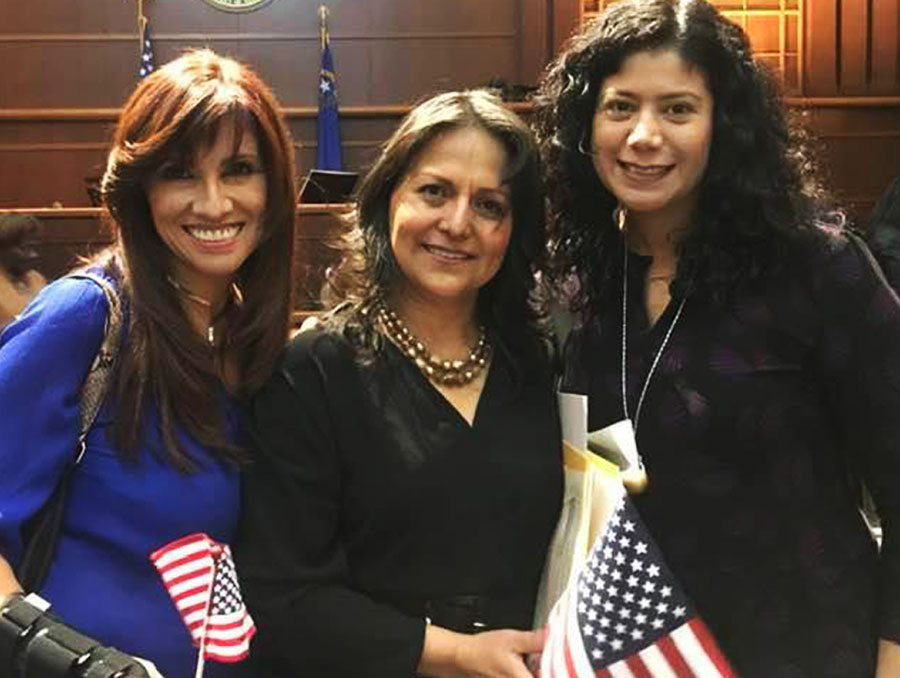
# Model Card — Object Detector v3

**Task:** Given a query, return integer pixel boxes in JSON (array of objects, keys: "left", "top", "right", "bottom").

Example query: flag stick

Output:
[
  {"left": 318, "top": 5, "right": 328, "bottom": 51},
  {"left": 193, "top": 550, "right": 218, "bottom": 678}
]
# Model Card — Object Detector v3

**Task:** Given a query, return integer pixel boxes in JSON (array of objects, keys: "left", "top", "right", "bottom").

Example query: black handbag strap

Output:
[{"left": 16, "top": 272, "right": 124, "bottom": 591}]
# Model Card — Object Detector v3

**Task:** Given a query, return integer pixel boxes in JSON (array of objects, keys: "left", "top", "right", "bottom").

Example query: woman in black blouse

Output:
[
  {"left": 235, "top": 90, "right": 562, "bottom": 677},
  {"left": 535, "top": 0, "right": 900, "bottom": 676}
]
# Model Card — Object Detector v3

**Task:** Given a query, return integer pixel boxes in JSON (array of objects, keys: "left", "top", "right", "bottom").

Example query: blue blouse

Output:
[{"left": 0, "top": 275, "right": 250, "bottom": 678}]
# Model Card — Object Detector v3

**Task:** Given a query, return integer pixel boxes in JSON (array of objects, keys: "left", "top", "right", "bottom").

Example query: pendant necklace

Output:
[
  {"left": 166, "top": 275, "right": 243, "bottom": 347},
  {"left": 620, "top": 231, "right": 687, "bottom": 494}
]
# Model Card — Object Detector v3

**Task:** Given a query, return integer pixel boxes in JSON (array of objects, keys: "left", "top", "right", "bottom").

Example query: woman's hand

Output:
[
  {"left": 875, "top": 638, "right": 900, "bottom": 678},
  {"left": 0, "top": 554, "right": 23, "bottom": 603},
  {"left": 418, "top": 625, "right": 545, "bottom": 678}
]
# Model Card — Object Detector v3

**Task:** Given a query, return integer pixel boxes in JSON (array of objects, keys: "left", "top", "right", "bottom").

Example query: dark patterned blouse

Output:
[{"left": 562, "top": 229, "right": 900, "bottom": 678}]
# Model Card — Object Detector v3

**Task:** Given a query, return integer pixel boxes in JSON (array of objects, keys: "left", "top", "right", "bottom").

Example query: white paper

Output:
[
  {"left": 557, "top": 392, "right": 588, "bottom": 449},
  {"left": 587, "top": 418, "right": 640, "bottom": 471}
]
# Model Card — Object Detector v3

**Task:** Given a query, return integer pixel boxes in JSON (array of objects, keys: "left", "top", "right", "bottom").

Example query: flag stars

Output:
[
  {"left": 652, "top": 618, "right": 665, "bottom": 629},
  {"left": 630, "top": 558, "right": 643, "bottom": 571},
  {"left": 634, "top": 541, "right": 648, "bottom": 555},
  {"left": 627, "top": 575, "right": 639, "bottom": 588},
  {"left": 623, "top": 521, "right": 635, "bottom": 533},
  {"left": 673, "top": 605, "right": 687, "bottom": 618},
  {"left": 623, "top": 592, "right": 635, "bottom": 604},
  {"left": 656, "top": 602, "right": 669, "bottom": 615},
  {"left": 630, "top": 628, "right": 644, "bottom": 641},
  {"left": 661, "top": 586, "right": 673, "bottom": 598},
  {"left": 647, "top": 564, "right": 660, "bottom": 578},
  {"left": 642, "top": 581, "right": 656, "bottom": 594},
  {"left": 639, "top": 597, "right": 651, "bottom": 609}
]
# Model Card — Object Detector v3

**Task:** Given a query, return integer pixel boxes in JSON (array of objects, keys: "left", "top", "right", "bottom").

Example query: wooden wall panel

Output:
[
  {"left": 838, "top": 0, "right": 869, "bottom": 94},
  {"left": 871, "top": 0, "right": 900, "bottom": 94}
]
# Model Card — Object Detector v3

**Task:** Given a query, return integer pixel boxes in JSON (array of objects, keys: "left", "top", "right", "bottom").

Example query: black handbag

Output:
[{"left": 15, "top": 272, "right": 124, "bottom": 592}]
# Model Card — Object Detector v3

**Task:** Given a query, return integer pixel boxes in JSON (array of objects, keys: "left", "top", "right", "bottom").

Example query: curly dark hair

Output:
[
  {"left": 534, "top": 0, "right": 830, "bottom": 315},
  {"left": 331, "top": 89, "right": 548, "bottom": 359}
]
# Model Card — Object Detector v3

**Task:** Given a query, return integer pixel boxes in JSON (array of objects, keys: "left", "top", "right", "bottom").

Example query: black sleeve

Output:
[
  {"left": 234, "top": 331, "right": 425, "bottom": 677},
  {"left": 814, "top": 234, "right": 900, "bottom": 641}
]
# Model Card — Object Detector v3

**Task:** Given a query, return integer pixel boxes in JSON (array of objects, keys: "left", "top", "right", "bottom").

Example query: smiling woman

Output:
[
  {"left": 535, "top": 1, "right": 900, "bottom": 676},
  {"left": 234, "top": 90, "right": 563, "bottom": 678},
  {"left": 0, "top": 49, "right": 296, "bottom": 678}
]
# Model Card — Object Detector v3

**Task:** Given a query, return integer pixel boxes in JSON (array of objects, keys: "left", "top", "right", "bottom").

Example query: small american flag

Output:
[
  {"left": 150, "top": 533, "right": 256, "bottom": 667},
  {"left": 138, "top": 19, "right": 155, "bottom": 80},
  {"left": 541, "top": 495, "right": 737, "bottom": 678}
]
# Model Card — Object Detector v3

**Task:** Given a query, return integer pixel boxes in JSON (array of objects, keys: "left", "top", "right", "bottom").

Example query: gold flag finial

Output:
[
  {"left": 136, "top": 0, "right": 147, "bottom": 50},
  {"left": 318, "top": 5, "right": 329, "bottom": 51}
]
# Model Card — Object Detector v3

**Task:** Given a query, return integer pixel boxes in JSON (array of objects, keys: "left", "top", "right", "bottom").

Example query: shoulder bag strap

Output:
[{"left": 16, "top": 273, "right": 124, "bottom": 591}]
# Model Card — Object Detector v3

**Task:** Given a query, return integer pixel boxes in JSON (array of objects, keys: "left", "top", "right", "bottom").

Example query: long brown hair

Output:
[{"left": 100, "top": 49, "right": 296, "bottom": 470}]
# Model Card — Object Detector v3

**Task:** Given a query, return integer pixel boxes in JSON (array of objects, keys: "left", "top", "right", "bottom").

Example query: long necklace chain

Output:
[
  {"left": 372, "top": 298, "right": 491, "bottom": 386},
  {"left": 620, "top": 242, "right": 687, "bottom": 435}
]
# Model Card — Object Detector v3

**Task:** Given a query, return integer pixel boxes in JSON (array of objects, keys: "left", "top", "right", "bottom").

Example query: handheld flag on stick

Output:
[
  {"left": 540, "top": 494, "right": 738, "bottom": 678},
  {"left": 151, "top": 533, "right": 256, "bottom": 678},
  {"left": 317, "top": 5, "right": 342, "bottom": 170}
]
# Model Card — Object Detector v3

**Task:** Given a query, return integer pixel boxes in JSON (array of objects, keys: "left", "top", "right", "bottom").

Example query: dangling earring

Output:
[{"left": 577, "top": 135, "right": 595, "bottom": 157}]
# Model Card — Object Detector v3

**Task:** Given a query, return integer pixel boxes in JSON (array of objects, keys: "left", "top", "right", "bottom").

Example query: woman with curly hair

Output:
[
  {"left": 535, "top": 0, "right": 900, "bottom": 675},
  {"left": 235, "top": 90, "right": 562, "bottom": 678}
]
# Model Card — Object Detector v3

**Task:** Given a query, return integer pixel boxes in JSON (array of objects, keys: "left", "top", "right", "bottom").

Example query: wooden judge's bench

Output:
[{"left": 0, "top": 205, "right": 350, "bottom": 324}]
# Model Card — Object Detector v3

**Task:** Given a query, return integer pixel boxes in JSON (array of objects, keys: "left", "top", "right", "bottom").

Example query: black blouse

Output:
[
  {"left": 563, "top": 230, "right": 900, "bottom": 677},
  {"left": 235, "top": 325, "right": 563, "bottom": 677}
]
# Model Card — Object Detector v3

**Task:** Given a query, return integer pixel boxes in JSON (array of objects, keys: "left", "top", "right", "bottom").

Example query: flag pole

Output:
[
  {"left": 193, "top": 547, "right": 219, "bottom": 678},
  {"left": 136, "top": 0, "right": 146, "bottom": 51},
  {"left": 318, "top": 5, "right": 328, "bottom": 52}
]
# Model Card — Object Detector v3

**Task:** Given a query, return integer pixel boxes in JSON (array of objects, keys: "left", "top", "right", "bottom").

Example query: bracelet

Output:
[
  {"left": 0, "top": 592, "right": 52, "bottom": 676},
  {"left": 0, "top": 592, "right": 149, "bottom": 678}
]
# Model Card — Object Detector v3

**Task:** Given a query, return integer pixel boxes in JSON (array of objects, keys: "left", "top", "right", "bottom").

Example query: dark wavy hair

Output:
[
  {"left": 332, "top": 89, "right": 547, "bottom": 358},
  {"left": 534, "top": 0, "right": 830, "bottom": 315},
  {"left": 0, "top": 214, "right": 42, "bottom": 281},
  {"left": 100, "top": 49, "right": 296, "bottom": 470}
]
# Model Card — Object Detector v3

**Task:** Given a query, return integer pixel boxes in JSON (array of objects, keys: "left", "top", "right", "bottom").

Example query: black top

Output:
[
  {"left": 562, "top": 230, "right": 900, "bottom": 677},
  {"left": 235, "top": 324, "right": 563, "bottom": 677}
]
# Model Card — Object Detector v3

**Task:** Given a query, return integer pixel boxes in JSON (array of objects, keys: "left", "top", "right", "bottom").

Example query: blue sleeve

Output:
[{"left": 0, "top": 277, "right": 108, "bottom": 565}]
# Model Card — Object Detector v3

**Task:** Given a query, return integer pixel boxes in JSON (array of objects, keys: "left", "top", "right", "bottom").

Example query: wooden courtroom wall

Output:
[
  {"left": 2, "top": 0, "right": 900, "bottom": 311},
  {"left": 0, "top": 0, "right": 551, "bottom": 208}
]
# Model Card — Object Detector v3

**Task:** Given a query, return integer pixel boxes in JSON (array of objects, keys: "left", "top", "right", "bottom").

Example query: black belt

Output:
[{"left": 390, "top": 592, "right": 535, "bottom": 634}]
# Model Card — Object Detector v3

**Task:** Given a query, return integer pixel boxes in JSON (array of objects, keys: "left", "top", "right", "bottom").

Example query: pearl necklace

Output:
[{"left": 372, "top": 299, "right": 491, "bottom": 386}]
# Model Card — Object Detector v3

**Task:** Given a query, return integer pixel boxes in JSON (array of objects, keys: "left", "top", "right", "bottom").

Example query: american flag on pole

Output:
[
  {"left": 541, "top": 495, "right": 737, "bottom": 678},
  {"left": 150, "top": 533, "right": 256, "bottom": 667},
  {"left": 138, "top": 19, "right": 155, "bottom": 80}
]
